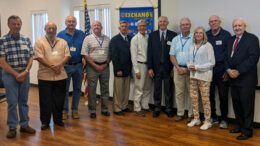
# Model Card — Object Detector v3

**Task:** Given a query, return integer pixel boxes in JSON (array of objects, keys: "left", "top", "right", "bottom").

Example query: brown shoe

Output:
[
  {"left": 187, "top": 117, "right": 193, "bottom": 123},
  {"left": 135, "top": 111, "right": 145, "bottom": 117},
  {"left": 72, "top": 111, "right": 80, "bottom": 119},
  {"left": 6, "top": 129, "right": 16, "bottom": 138},
  {"left": 62, "top": 112, "right": 68, "bottom": 120},
  {"left": 174, "top": 116, "right": 184, "bottom": 122},
  {"left": 20, "top": 126, "right": 36, "bottom": 134}
]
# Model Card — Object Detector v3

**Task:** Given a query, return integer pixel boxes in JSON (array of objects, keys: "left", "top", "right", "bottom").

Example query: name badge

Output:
[
  {"left": 52, "top": 51, "right": 58, "bottom": 56},
  {"left": 167, "top": 41, "right": 172, "bottom": 46},
  {"left": 70, "top": 47, "right": 76, "bottom": 52},
  {"left": 178, "top": 52, "right": 185, "bottom": 57},
  {"left": 216, "top": 40, "right": 222, "bottom": 45},
  {"left": 99, "top": 50, "right": 105, "bottom": 55}
]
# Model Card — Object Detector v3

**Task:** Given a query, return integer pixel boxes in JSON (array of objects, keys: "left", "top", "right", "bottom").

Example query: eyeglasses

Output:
[{"left": 195, "top": 32, "right": 203, "bottom": 35}]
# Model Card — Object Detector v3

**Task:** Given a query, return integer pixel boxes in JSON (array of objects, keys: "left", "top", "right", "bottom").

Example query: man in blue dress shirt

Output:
[{"left": 57, "top": 16, "right": 86, "bottom": 120}]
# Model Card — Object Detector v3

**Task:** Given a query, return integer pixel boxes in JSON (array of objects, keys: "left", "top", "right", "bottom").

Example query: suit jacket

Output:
[
  {"left": 109, "top": 33, "right": 132, "bottom": 77},
  {"left": 148, "top": 30, "right": 177, "bottom": 74},
  {"left": 224, "top": 31, "right": 259, "bottom": 87}
]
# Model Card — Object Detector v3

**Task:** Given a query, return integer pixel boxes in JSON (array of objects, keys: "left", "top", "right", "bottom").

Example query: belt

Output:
[
  {"left": 179, "top": 65, "right": 187, "bottom": 68},
  {"left": 94, "top": 61, "right": 107, "bottom": 65},
  {"left": 66, "top": 61, "right": 82, "bottom": 65},
  {"left": 13, "top": 67, "right": 26, "bottom": 70},
  {"left": 137, "top": 61, "right": 147, "bottom": 64}
]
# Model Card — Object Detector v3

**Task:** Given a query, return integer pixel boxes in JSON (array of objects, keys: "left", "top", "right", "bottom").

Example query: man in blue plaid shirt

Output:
[{"left": 0, "top": 15, "right": 35, "bottom": 138}]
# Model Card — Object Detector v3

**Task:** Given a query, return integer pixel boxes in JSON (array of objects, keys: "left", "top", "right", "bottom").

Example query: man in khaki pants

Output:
[
  {"left": 109, "top": 21, "right": 132, "bottom": 115},
  {"left": 170, "top": 18, "right": 193, "bottom": 122}
]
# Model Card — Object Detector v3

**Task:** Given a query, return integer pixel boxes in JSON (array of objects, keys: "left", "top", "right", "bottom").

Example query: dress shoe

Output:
[
  {"left": 6, "top": 129, "right": 16, "bottom": 138},
  {"left": 20, "top": 125, "right": 36, "bottom": 134},
  {"left": 230, "top": 128, "right": 241, "bottom": 133},
  {"left": 142, "top": 108, "right": 152, "bottom": 112},
  {"left": 101, "top": 111, "right": 111, "bottom": 116},
  {"left": 167, "top": 112, "right": 174, "bottom": 118},
  {"left": 135, "top": 111, "right": 145, "bottom": 117},
  {"left": 113, "top": 111, "right": 124, "bottom": 116},
  {"left": 41, "top": 124, "right": 49, "bottom": 130},
  {"left": 90, "top": 113, "right": 96, "bottom": 118},
  {"left": 55, "top": 121, "right": 64, "bottom": 126},
  {"left": 175, "top": 116, "right": 184, "bottom": 122},
  {"left": 122, "top": 108, "right": 133, "bottom": 112},
  {"left": 237, "top": 133, "right": 252, "bottom": 140},
  {"left": 153, "top": 111, "right": 160, "bottom": 118}
]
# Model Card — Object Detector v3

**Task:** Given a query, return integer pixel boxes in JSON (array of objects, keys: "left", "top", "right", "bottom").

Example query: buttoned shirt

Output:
[
  {"left": 170, "top": 33, "right": 193, "bottom": 68},
  {"left": 0, "top": 32, "right": 34, "bottom": 69},
  {"left": 57, "top": 28, "right": 86, "bottom": 63},
  {"left": 130, "top": 32, "right": 149, "bottom": 73},
  {"left": 159, "top": 29, "right": 167, "bottom": 40},
  {"left": 81, "top": 33, "right": 110, "bottom": 63},
  {"left": 187, "top": 42, "right": 215, "bottom": 82},
  {"left": 34, "top": 37, "right": 71, "bottom": 81}
]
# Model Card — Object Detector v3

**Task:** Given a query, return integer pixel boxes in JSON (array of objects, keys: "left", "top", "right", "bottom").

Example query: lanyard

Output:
[
  {"left": 180, "top": 37, "right": 189, "bottom": 52},
  {"left": 93, "top": 34, "right": 104, "bottom": 48},
  {"left": 193, "top": 43, "right": 202, "bottom": 62},
  {"left": 45, "top": 36, "right": 58, "bottom": 51}
]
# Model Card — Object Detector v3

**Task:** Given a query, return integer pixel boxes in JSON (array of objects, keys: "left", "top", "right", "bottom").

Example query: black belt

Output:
[
  {"left": 94, "top": 61, "right": 107, "bottom": 65},
  {"left": 137, "top": 61, "right": 147, "bottom": 64},
  {"left": 66, "top": 61, "right": 82, "bottom": 65},
  {"left": 179, "top": 65, "right": 187, "bottom": 68}
]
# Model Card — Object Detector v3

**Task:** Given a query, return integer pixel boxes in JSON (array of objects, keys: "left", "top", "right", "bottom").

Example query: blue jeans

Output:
[
  {"left": 2, "top": 70, "right": 30, "bottom": 130},
  {"left": 63, "top": 63, "right": 84, "bottom": 112}
]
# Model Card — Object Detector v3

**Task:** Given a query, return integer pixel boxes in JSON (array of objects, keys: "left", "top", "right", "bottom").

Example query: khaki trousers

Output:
[
  {"left": 174, "top": 70, "right": 193, "bottom": 117},
  {"left": 113, "top": 76, "right": 131, "bottom": 112}
]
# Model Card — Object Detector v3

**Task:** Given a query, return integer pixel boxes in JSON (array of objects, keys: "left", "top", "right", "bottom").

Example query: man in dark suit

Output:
[
  {"left": 148, "top": 16, "right": 177, "bottom": 118},
  {"left": 109, "top": 21, "right": 132, "bottom": 116},
  {"left": 224, "top": 18, "right": 259, "bottom": 140}
]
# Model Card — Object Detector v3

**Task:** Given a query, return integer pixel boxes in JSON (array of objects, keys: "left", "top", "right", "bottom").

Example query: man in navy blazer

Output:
[
  {"left": 224, "top": 18, "right": 259, "bottom": 140},
  {"left": 148, "top": 16, "right": 177, "bottom": 118},
  {"left": 109, "top": 21, "right": 132, "bottom": 116}
]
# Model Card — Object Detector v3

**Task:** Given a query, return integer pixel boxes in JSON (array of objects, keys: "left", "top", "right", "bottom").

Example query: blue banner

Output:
[{"left": 120, "top": 7, "right": 154, "bottom": 37}]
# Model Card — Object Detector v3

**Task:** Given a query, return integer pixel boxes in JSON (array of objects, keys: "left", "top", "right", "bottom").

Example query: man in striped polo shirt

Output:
[{"left": 81, "top": 21, "right": 111, "bottom": 118}]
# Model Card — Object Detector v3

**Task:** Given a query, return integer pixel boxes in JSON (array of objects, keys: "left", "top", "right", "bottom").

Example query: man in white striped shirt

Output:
[{"left": 81, "top": 21, "right": 111, "bottom": 118}]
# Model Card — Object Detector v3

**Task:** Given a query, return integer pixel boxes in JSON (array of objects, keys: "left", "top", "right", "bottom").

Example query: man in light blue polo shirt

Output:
[
  {"left": 170, "top": 17, "right": 193, "bottom": 122},
  {"left": 57, "top": 16, "right": 86, "bottom": 120}
]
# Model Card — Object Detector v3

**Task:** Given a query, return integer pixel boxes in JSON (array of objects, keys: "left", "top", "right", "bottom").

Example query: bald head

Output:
[
  {"left": 232, "top": 18, "right": 246, "bottom": 36},
  {"left": 158, "top": 16, "right": 169, "bottom": 31},
  {"left": 65, "top": 16, "right": 77, "bottom": 30},
  {"left": 180, "top": 17, "right": 191, "bottom": 36},
  {"left": 45, "top": 22, "right": 57, "bottom": 40},
  {"left": 208, "top": 15, "right": 221, "bottom": 31},
  {"left": 92, "top": 21, "right": 102, "bottom": 36}
]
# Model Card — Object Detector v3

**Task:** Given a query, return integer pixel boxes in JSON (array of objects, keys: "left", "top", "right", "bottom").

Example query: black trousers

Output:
[
  {"left": 231, "top": 86, "right": 255, "bottom": 135},
  {"left": 210, "top": 73, "right": 229, "bottom": 121},
  {"left": 153, "top": 67, "right": 173, "bottom": 113},
  {"left": 38, "top": 79, "right": 66, "bottom": 125}
]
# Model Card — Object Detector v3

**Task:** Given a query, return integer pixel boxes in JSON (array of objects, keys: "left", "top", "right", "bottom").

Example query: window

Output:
[
  {"left": 74, "top": 7, "right": 111, "bottom": 38},
  {"left": 31, "top": 11, "right": 48, "bottom": 46}
]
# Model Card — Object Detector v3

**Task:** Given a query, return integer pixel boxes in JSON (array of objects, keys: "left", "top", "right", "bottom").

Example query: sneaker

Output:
[
  {"left": 20, "top": 125, "right": 36, "bottom": 134},
  {"left": 187, "top": 119, "right": 201, "bottom": 127},
  {"left": 136, "top": 111, "right": 145, "bottom": 117},
  {"left": 72, "top": 111, "right": 80, "bottom": 119},
  {"left": 62, "top": 112, "right": 68, "bottom": 120},
  {"left": 6, "top": 129, "right": 16, "bottom": 138},
  {"left": 186, "top": 117, "right": 193, "bottom": 123},
  {"left": 219, "top": 120, "right": 228, "bottom": 129},
  {"left": 210, "top": 117, "right": 219, "bottom": 125},
  {"left": 200, "top": 122, "right": 212, "bottom": 130}
]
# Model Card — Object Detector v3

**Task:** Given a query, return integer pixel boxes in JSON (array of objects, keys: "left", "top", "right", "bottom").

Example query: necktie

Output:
[
  {"left": 233, "top": 37, "right": 239, "bottom": 52},
  {"left": 160, "top": 32, "right": 165, "bottom": 63},
  {"left": 125, "top": 36, "right": 128, "bottom": 42}
]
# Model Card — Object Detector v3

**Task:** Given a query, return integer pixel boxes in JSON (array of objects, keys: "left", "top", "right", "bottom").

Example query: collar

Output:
[
  {"left": 180, "top": 33, "right": 192, "bottom": 39},
  {"left": 137, "top": 32, "right": 146, "bottom": 38},
  {"left": 8, "top": 32, "right": 20, "bottom": 40},
  {"left": 159, "top": 29, "right": 167, "bottom": 35},
  {"left": 120, "top": 32, "right": 127, "bottom": 39}
]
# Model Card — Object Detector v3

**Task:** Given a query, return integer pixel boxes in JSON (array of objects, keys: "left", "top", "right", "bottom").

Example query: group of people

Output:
[{"left": 0, "top": 14, "right": 258, "bottom": 141}]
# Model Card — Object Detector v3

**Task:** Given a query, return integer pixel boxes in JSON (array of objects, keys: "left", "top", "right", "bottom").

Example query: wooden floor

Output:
[{"left": 0, "top": 87, "right": 260, "bottom": 146}]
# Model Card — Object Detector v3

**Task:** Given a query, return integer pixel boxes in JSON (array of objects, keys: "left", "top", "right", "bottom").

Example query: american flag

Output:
[{"left": 83, "top": 0, "right": 91, "bottom": 100}]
